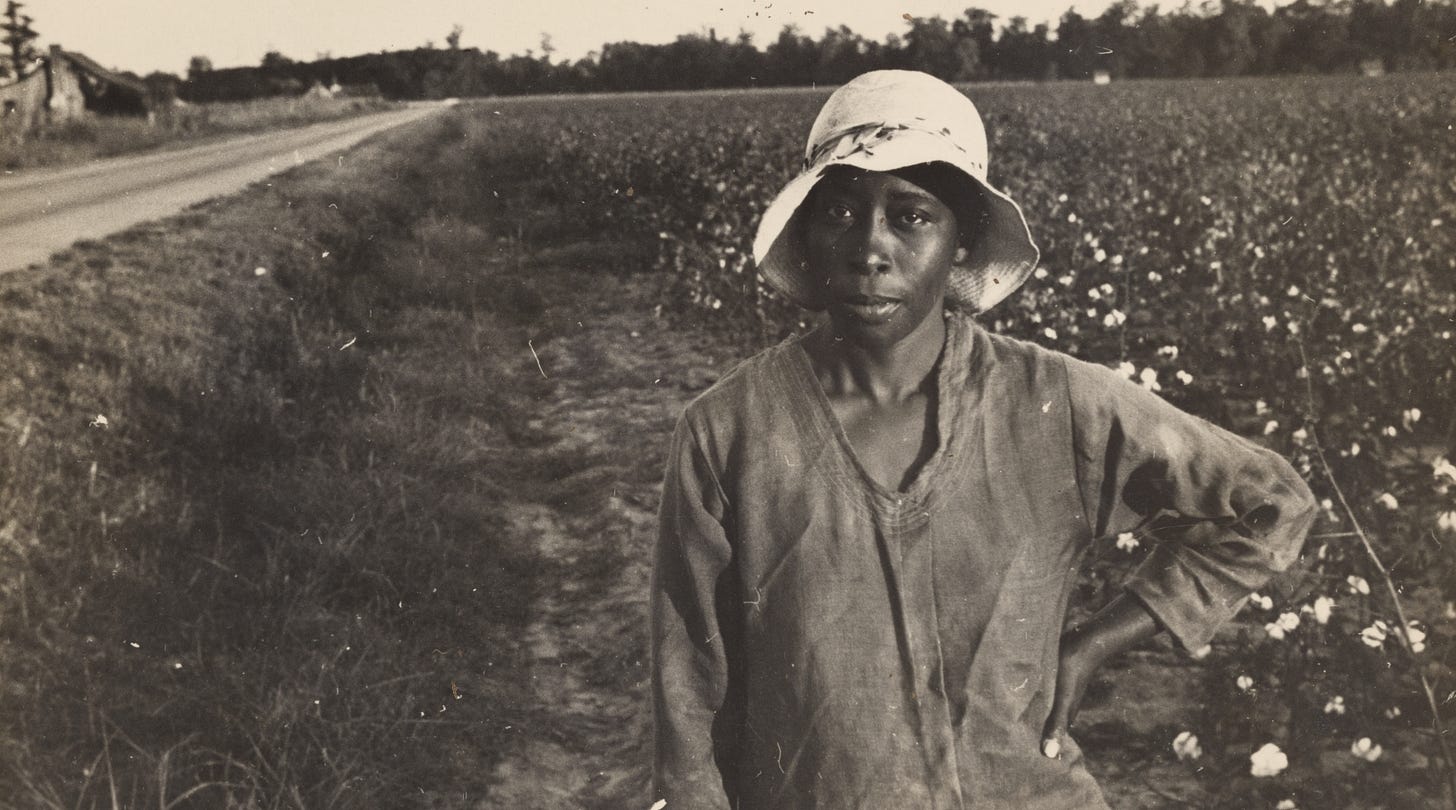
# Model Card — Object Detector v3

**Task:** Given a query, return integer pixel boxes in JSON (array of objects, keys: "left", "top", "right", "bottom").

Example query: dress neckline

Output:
[{"left": 787, "top": 312, "right": 976, "bottom": 507}]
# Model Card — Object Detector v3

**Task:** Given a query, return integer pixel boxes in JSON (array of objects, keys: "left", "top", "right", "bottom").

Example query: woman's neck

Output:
[{"left": 805, "top": 310, "right": 949, "bottom": 403}]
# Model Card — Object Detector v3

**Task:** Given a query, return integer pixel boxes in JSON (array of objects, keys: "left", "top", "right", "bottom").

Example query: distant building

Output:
[
  {"left": 0, "top": 45, "right": 151, "bottom": 133},
  {"left": 1092, "top": 70, "right": 1112, "bottom": 85},
  {"left": 302, "top": 80, "right": 336, "bottom": 100}
]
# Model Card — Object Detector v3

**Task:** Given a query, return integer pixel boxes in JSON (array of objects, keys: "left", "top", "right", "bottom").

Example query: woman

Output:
[{"left": 651, "top": 70, "right": 1316, "bottom": 809}]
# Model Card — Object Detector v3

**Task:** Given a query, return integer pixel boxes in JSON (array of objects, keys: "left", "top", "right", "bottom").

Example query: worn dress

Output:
[{"left": 652, "top": 312, "right": 1316, "bottom": 809}]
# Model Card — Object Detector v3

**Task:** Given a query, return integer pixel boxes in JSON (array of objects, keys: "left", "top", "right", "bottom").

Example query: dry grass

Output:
[
  {"left": 1, "top": 95, "right": 400, "bottom": 171},
  {"left": 0, "top": 108, "right": 558, "bottom": 808}
]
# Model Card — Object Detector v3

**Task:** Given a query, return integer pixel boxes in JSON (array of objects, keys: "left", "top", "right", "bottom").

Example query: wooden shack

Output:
[{"left": 0, "top": 44, "right": 150, "bottom": 133}]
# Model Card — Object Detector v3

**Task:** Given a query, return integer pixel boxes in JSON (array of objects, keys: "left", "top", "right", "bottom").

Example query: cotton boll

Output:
[{"left": 1250, "top": 743, "right": 1288, "bottom": 777}]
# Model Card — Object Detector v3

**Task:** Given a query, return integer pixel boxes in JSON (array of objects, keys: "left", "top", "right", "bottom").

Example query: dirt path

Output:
[{"left": 476, "top": 251, "right": 723, "bottom": 810}]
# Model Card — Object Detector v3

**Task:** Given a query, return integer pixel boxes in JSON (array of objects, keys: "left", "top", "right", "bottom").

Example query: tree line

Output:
[{"left": 170, "top": 0, "right": 1455, "bottom": 102}]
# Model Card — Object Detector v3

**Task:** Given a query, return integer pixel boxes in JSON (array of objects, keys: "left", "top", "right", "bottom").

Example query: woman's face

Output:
[{"left": 802, "top": 166, "right": 967, "bottom": 350}]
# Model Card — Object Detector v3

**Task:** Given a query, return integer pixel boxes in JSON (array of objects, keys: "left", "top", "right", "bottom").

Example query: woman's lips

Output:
[{"left": 841, "top": 294, "right": 902, "bottom": 322}]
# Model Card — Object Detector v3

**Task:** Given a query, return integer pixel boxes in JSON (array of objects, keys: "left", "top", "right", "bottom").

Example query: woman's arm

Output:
[
  {"left": 1041, "top": 593, "right": 1159, "bottom": 755},
  {"left": 1043, "top": 354, "right": 1318, "bottom": 752},
  {"left": 651, "top": 415, "right": 739, "bottom": 808}
]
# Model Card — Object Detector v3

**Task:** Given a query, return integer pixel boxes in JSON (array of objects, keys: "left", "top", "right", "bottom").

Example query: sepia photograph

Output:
[{"left": 1, "top": 1, "right": 1453, "bottom": 807}]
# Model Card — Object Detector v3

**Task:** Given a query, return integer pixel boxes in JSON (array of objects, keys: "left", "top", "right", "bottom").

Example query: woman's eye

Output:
[
  {"left": 823, "top": 203, "right": 853, "bottom": 221},
  {"left": 897, "top": 210, "right": 931, "bottom": 226}
]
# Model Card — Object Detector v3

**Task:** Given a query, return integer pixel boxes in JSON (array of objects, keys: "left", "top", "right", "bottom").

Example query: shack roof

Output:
[{"left": 57, "top": 49, "right": 148, "bottom": 96}]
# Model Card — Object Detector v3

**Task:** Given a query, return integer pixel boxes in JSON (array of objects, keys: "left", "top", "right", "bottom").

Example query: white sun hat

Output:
[{"left": 752, "top": 70, "right": 1039, "bottom": 313}]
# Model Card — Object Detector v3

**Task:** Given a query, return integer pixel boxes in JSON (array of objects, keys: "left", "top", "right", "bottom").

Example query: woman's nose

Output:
[{"left": 847, "top": 215, "right": 893, "bottom": 274}]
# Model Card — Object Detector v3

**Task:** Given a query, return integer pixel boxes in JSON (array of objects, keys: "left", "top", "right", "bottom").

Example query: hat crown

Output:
[{"left": 805, "top": 70, "right": 989, "bottom": 180}]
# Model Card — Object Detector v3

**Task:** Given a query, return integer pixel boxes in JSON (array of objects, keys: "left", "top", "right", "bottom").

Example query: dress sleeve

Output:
[
  {"left": 651, "top": 413, "right": 739, "bottom": 809},
  {"left": 1063, "top": 355, "right": 1317, "bottom": 652}
]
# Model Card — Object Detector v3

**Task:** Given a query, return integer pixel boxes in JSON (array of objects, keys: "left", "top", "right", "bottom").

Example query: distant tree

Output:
[
  {"left": 902, "top": 15, "right": 978, "bottom": 81},
  {"left": 663, "top": 33, "right": 733, "bottom": 88},
  {"left": 727, "top": 30, "right": 764, "bottom": 85},
  {"left": 1273, "top": 0, "right": 1351, "bottom": 73},
  {"left": 598, "top": 40, "right": 657, "bottom": 90},
  {"left": 1, "top": 0, "right": 40, "bottom": 80},
  {"left": 539, "top": 32, "right": 556, "bottom": 62},
  {"left": 1347, "top": 0, "right": 1428, "bottom": 70},
  {"left": 500, "top": 52, "right": 551, "bottom": 91},
  {"left": 1414, "top": 0, "right": 1456, "bottom": 69},
  {"left": 996, "top": 16, "right": 1054, "bottom": 80},
  {"left": 269, "top": 76, "right": 305, "bottom": 96},
  {"left": 187, "top": 55, "right": 213, "bottom": 80},
  {"left": 813, "top": 25, "right": 876, "bottom": 84},
  {"left": 1055, "top": 10, "right": 1096, "bottom": 79},
  {"left": 144, "top": 71, "right": 181, "bottom": 106},
  {"left": 1127, "top": 8, "right": 1192, "bottom": 77},
  {"left": 447, "top": 24, "right": 463, "bottom": 50},
  {"left": 420, "top": 66, "right": 449, "bottom": 98},
  {"left": 261, "top": 50, "right": 294, "bottom": 71},
  {"left": 953, "top": 8, "right": 998, "bottom": 78},
  {"left": 1090, "top": 0, "right": 1140, "bottom": 77},
  {"left": 764, "top": 25, "right": 819, "bottom": 85}
]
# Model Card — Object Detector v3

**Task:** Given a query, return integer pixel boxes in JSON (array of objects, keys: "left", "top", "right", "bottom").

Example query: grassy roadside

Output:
[
  {"left": 0, "top": 108, "right": 563, "bottom": 808},
  {"left": 0, "top": 96, "right": 401, "bottom": 171}
]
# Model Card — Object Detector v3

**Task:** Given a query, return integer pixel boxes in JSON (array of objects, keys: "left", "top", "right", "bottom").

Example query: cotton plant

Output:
[{"left": 1179, "top": 440, "right": 1452, "bottom": 802}]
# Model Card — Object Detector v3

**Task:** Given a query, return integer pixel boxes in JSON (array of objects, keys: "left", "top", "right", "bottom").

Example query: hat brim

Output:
[{"left": 753, "top": 134, "right": 1039, "bottom": 314}]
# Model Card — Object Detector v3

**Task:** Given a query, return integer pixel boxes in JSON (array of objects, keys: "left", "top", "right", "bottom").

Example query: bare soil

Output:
[{"left": 475, "top": 250, "right": 714, "bottom": 809}]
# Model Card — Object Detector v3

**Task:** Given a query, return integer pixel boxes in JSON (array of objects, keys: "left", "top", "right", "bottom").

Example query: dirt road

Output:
[{"left": 0, "top": 105, "right": 439, "bottom": 273}]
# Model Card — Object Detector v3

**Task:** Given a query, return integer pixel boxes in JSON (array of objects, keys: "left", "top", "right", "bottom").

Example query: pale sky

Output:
[{"left": 31, "top": 0, "right": 1149, "bottom": 76}]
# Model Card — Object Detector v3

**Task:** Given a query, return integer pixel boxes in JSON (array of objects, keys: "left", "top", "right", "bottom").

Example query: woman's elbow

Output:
[{"left": 1255, "top": 453, "right": 1319, "bottom": 573}]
